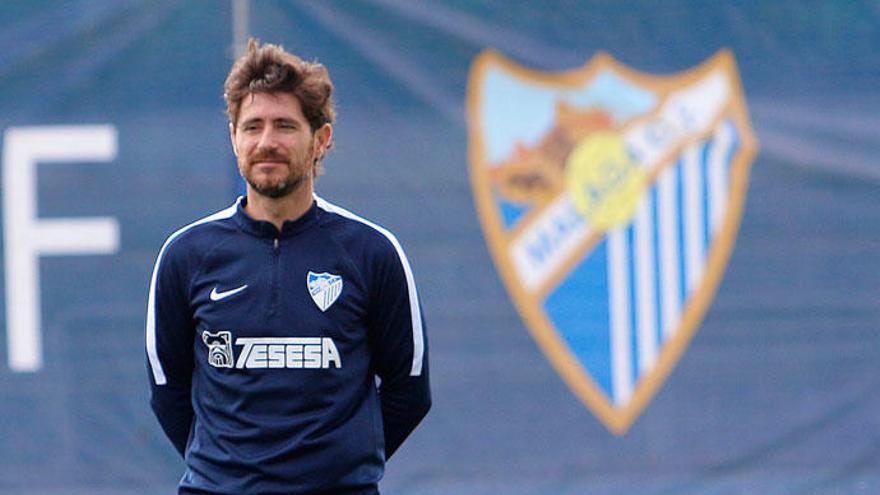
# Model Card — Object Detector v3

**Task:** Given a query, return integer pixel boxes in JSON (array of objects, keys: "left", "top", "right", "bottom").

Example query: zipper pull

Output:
[{"left": 274, "top": 238, "right": 279, "bottom": 250}]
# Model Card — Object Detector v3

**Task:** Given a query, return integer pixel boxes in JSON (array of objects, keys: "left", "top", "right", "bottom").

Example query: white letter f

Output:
[{"left": 2, "top": 125, "right": 120, "bottom": 372}]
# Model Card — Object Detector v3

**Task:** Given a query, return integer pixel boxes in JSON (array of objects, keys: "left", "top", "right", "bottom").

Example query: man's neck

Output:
[{"left": 244, "top": 185, "right": 314, "bottom": 232}]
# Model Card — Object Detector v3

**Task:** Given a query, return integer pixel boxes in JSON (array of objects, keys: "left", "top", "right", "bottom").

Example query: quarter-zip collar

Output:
[{"left": 233, "top": 196, "right": 320, "bottom": 239}]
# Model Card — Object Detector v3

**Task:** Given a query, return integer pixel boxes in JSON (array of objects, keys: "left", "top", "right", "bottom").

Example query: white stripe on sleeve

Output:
[
  {"left": 315, "top": 196, "right": 425, "bottom": 376},
  {"left": 146, "top": 199, "right": 240, "bottom": 385}
]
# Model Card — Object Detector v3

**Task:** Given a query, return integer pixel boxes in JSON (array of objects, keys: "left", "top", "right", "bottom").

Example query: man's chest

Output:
[{"left": 189, "top": 237, "right": 370, "bottom": 345}]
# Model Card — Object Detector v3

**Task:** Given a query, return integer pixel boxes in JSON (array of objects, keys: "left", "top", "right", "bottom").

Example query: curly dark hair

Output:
[{"left": 224, "top": 38, "right": 335, "bottom": 135}]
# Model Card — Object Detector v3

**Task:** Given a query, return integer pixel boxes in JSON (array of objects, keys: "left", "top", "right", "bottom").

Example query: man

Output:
[{"left": 146, "top": 39, "right": 430, "bottom": 494}]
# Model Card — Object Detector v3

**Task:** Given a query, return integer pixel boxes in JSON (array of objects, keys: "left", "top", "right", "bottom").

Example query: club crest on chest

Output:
[{"left": 307, "top": 271, "right": 343, "bottom": 312}]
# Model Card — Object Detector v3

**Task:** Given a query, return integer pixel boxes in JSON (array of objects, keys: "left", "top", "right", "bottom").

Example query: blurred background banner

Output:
[
  {"left": 467, "top": 48, "right": 758, "bottom": 436},
  {"left": 0, "top": 1, "right": 878, "bottom": 494}
]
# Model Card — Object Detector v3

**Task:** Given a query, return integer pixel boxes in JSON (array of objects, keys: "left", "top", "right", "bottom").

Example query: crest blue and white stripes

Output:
[
  {"left": 606, "top": 121, "right": 739, "bottom": 404},
  {"left": 469, "top": 48, "right": 757, "bottom": 432}
]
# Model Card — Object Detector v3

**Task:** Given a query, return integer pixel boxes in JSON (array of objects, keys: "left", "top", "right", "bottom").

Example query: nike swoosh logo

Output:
[{"left": 210, "top": 284, "right": 248, "bottom": 302}]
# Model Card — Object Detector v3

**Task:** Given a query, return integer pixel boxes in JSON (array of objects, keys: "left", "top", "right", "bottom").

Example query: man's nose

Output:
[{"left": 256, "top": 128, "right": 279, "bottom": 150}]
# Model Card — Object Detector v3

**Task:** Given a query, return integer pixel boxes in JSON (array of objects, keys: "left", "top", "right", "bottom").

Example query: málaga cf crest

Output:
[{"left": 466, "top": 49, "right": 757, "bottom": 434}]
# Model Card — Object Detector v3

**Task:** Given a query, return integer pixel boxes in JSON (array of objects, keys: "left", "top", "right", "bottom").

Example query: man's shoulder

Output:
[
  {"left": 314, "top": 196, "right": 402, "bottom": 257},
  {"left": 158, "top": 202, "right": 239, "bottom": 259}
]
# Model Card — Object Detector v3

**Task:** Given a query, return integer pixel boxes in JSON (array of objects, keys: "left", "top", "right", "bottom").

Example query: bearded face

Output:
[
  {"left": 232, "top": 92, "right": 321, "bottom": 199},
  {"left": 241, "top": 133, "right": 313, "bottom": 198}
]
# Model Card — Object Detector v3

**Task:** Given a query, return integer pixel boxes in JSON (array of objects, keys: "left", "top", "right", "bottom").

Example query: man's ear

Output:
[
  {"left": 229, "top": 122, "right": 238, "bottom": 157},
  {"left": 314, "top": 123, "right": 333, "bottom": 157}
]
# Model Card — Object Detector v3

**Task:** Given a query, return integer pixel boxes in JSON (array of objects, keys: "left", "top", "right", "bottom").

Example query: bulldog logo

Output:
[
  {"left": 466, "top": 49, "right": 757, "bottom": 434},
  {"left": 202, "top": 330, "right": 234, "bottom": 369}
]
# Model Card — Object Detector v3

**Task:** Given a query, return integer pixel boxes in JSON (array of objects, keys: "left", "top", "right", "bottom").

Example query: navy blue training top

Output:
[{"left": 146, "top": 196, "right": 430, "bottom": 495}]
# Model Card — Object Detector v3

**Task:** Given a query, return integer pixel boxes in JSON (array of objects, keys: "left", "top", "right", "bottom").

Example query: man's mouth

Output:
[{"left": 253, "top": 159, "right": 288, "bottom": 167}]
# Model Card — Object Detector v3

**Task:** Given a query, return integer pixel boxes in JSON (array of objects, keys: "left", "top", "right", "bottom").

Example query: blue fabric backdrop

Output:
[{"left": 0, "top": 1, "right": 878, "bottom": 493}]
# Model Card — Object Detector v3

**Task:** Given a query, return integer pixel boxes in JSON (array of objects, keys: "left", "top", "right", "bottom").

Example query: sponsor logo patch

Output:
[
  {"left": 466, "top": 49, "right": 757, "bottom": 434},
  {"left": 235, "top": 337, "right": 341, "bottom": 369},
  {"left": 202, "top": 330, "right": 234, "bottom": 368},
  {"left": 201, "top": 331, "right": 342, "bottom": 370},
  {"left": 307, "top": 271, "right": 343, "bottom": 312}
]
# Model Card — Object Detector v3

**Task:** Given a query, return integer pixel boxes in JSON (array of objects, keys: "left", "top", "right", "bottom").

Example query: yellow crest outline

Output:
[{"left": 466, "top": 49, "right": 758, "bottom": 434}]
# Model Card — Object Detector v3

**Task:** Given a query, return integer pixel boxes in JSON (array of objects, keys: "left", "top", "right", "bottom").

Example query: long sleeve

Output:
[
  {"left": 369, "top": 240, "right": 431, "bottom": 460},
  {"left": 146, "top": 239, "right": 196, "bottom": 457}
]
